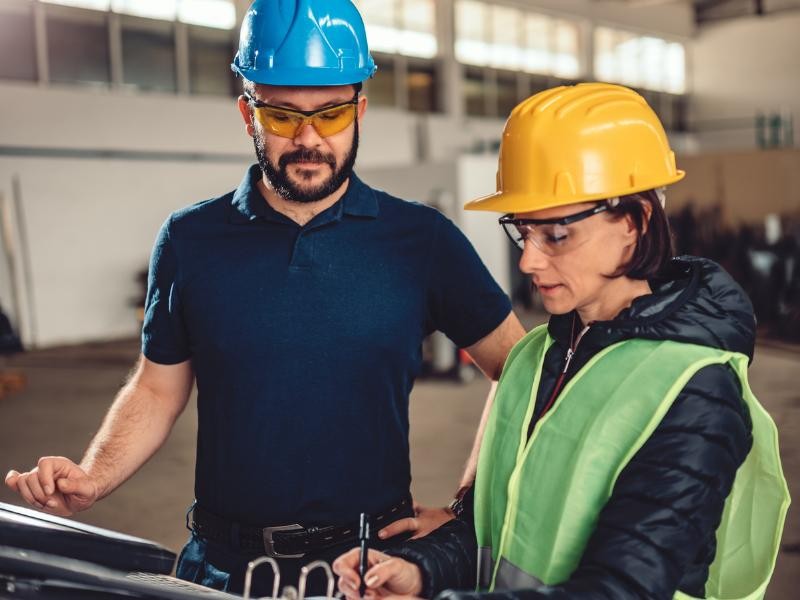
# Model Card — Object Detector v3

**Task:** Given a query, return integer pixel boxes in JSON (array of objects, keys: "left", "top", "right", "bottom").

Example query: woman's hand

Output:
[{"left": 333, "top": 547, "right": 423, "bottom": 600}]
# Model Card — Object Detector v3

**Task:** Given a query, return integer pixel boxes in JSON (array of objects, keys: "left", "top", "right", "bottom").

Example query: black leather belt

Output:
[{"left": 190, "top": 498, "right": 412, "bottom": 558}]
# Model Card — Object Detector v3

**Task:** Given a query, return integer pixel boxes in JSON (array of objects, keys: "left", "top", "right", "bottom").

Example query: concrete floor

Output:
[{"left": 0, "top": 319, "right": 798, "bottom": 597}]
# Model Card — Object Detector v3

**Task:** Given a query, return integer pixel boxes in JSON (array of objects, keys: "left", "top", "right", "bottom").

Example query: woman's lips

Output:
[{"left": 536, "top": 283, "right": 563, "bottom": 295}]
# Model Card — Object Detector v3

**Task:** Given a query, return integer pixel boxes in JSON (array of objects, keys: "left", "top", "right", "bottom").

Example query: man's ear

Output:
[
  {"left": 356, "top": 94, "right": 368, "bottom": 124},
  {"left": 237, "top": 95, "right": 255, "bottom": 137}
]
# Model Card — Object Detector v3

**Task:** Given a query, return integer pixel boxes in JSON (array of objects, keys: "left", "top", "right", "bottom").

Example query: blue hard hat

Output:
[{"left": 232, "top": 0, "right": 377, "bottom": 86}]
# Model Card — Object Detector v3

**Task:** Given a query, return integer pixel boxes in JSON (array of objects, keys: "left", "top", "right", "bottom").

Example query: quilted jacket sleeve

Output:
[{"left": 389, "top": 364, "right": 753, "bottom": 600}]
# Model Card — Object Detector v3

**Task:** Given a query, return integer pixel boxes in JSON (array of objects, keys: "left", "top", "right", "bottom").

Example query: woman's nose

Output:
[{"left": 518, "top": 239, "right": 550, "bottom": 273}]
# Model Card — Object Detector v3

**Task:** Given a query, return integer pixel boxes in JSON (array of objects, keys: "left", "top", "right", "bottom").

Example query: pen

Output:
[{"left": 358, "top": 513, "right": 370, "bottom": 597}]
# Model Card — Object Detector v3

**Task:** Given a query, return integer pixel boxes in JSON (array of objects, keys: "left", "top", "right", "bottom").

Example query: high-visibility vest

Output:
[{"left": 474, "top": 325, "right": 790, "bottom": 600}]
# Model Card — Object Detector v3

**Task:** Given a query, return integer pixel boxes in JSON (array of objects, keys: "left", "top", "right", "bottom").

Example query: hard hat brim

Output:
[
  {"left": 464, "top": 171, "right": 686, "bottom": 213},
  {"left": 232, "top": 64, "right": 376, "bottom": 87}
]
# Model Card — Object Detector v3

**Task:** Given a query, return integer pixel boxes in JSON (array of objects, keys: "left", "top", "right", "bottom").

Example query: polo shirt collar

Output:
[{"left": 230, "top": 164, "right": 379, "bottom": 224}]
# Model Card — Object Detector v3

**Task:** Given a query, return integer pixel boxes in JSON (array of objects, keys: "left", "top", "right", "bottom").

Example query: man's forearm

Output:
[
  {"left": 80, "top": 363, "right": 191, "bottom": 500},
  {"left": 458, "top": 380, "right": 497, "bottom": 489}
]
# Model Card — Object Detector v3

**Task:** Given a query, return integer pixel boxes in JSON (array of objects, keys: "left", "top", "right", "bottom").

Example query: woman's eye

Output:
[
  {"left": 272, "top": 114, "right": 291, "bottom": 122},
  {"left": 545, "top": 232, "right": 569, "bottom": 244}
]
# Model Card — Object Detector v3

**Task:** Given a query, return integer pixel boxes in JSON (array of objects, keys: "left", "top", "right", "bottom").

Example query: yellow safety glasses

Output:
[{"left": 245, "top": 93, "right": 359, "bottom": 139}]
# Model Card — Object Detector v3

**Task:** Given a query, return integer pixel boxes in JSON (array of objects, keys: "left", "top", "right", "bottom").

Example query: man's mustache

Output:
[{"left": 279, "top": 148, "right": 336, "bottom": 170}]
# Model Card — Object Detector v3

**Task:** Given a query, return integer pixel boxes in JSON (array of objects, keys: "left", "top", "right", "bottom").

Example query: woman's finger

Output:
[{"left": 364, "top": 558, "right": 405, "bottom": 588}]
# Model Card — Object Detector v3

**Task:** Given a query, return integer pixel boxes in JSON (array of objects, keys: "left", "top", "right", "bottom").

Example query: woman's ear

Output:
[
  {"left": 639, "top": 198, "right": 653, "bottom": 237},
  {"left": 620, "top": 198, "right": 652, "bottom": 244}
]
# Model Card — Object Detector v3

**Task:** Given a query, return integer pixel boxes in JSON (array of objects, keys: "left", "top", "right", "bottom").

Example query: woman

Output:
[{"left": 333, "top": 84, "right": 789, "bottom": 600}]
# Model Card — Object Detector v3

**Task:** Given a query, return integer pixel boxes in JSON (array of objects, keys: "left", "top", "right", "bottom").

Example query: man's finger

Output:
[
  {"left": 378, "top": 517, "right": 418, "bottom": 539},
  {"left": 57, "top": 476, "right": 95, "bottom": 499},
  {"left": 41, "top": 494, "right": 73, "bottom": 517},
  {"left": 5, "top": 470, "right": 20, "bottom": 491},
  {"left": 16, "top": 476, "right": 43, "bottom": 509},
  {"left": 26, "top": 470, "right": 50, "bottom": 505},
  {"left": 36, "top": 458, "right": 58, "bottom": 496}
]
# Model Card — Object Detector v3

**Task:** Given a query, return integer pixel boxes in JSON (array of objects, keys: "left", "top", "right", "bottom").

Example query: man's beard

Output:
[{"left": 254, "top": 123, "right": 359, "bottom": 204}]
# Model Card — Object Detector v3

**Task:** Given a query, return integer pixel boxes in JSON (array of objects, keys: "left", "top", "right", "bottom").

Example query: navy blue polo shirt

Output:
[{"left": 142, "top": 165, "right": 511, "bottom": 527}]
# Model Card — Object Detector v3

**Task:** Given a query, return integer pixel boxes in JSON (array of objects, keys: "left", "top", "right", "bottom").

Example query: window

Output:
[
  {"left": 407, "top": 62, "right": 437, "bottom": 112},
  {"left": 121, "top": 18, "right": 176, "bottom": 92},
  {"left": 42, "top": 0, "right": 111, "bottom": 10},
  {"left": 112, "top": 0, "right": 176, "bottom": 20},
  {"left": 463, "top": 66, "right": 487, "bottom": 117},
  {"left": 401, "top": 0, "right": 437, "bottom": 59},
  {"left": 358, "top": 0, "right": 399, "bottom": 54},
  {"left": 523, "top": 15, "right": 549, "bottom": 74},
  {"left": 189, "top": 25, "right": 234, "bottom": 95},
  {"left": 47, "top": 10, "right": 111, "bottom": 86},
  {"left": 0, "top": 2, "right": 37, "bottom": 81},
  {"left": 454, "top": 0, "right": 489, "bottom": 67},
  {"left": 364, "top": 58, "right": 396, "bottom": 107},
  {"left": 594, "top": 26, "right": 686, "bottom": 94},
  {"left": 455, "top": 1, "right": 582, "bottom": 79},
  {"left": 357, "top": 0, "right": 437, "bottom": 59},
  {"left": 43, "top": 0, "right": 236, "bottom": 29},
  {"left": 496, "top": 71, "right": 519, "bottom": 118},
  {"left": 179, "top": 0, "right": 236, "bottom": 30},
  {"left": 552, "top": 19, "right": 580, "bottom": 79},
  {"left": 490, "top": 5, "right": 522, "bottom": 70}
]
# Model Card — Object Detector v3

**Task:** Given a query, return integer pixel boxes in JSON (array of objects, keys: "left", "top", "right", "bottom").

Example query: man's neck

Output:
[{"left": 257, "top": 176, "right": 350, "bottom": 227}]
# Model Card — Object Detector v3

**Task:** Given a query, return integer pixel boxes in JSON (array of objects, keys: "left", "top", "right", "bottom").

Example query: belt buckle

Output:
[{"left": 262, "top": 524, "right": 305, "bottom": 558}]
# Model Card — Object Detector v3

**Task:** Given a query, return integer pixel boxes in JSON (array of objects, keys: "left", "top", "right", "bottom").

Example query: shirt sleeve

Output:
[
  {"left": 425, "top": 213, "right": 512, "bottom": 348},
  {"left": 141, "top": 215, "right": 191, "bottom": 364}
]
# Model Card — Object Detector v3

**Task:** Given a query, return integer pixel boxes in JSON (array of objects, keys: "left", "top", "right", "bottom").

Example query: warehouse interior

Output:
[{"left": 0, "top": 0, "right": 798, "bottom": 598}]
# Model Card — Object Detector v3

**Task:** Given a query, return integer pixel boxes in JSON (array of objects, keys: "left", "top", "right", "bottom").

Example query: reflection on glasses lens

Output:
[{"left": 502, "top": 222, "right": 587, "bottom": 256}]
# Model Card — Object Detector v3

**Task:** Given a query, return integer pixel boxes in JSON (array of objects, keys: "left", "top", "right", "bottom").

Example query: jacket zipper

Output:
[{"left": 539, "top": 323, "right": 591, "bottom": 418}]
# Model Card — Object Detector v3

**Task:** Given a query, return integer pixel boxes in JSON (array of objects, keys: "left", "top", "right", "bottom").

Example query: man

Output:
[{"left": 5, "top": 0, "right": 524, "bottom": 595}]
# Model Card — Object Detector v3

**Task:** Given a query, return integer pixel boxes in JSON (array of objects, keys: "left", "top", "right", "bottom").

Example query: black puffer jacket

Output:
[{"left": 389, "top": 257, "right": 755, "bottom": 600}]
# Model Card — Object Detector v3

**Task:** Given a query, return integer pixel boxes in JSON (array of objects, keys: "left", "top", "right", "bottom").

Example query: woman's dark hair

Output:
[{"left": 605, "top": 188, "right": 673, "bottom": 280}]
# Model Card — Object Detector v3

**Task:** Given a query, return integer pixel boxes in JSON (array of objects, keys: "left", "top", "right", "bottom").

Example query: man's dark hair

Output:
[
  {"left": 606, "top": 188, "right": 673, "bottom": 280},
  {"left": 241, "top": 80, "right": 362, "bottom": 96}
]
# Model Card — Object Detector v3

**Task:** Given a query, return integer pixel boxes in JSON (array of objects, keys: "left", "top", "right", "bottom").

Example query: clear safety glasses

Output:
[
  {"left": 244, "top": 93, "right": 359, "bottom": 139},
  {"left": 499, "top": 202, "right": 612, "bottom": 256}
]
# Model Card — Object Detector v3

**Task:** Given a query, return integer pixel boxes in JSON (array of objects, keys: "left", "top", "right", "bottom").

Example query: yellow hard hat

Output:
[{"left": 465, "top": 83, "right": 685, "bottom": 213}]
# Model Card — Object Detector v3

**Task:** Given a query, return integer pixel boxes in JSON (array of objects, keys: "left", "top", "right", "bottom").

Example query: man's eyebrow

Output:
[{"left": 266, "top": 98, "right": 353, "bottom": 110}]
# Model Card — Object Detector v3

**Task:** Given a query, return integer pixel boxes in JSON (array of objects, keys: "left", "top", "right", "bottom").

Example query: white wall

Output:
[
  {"left": 456, "top": 155, "right": 511, "bottom": 296},
  {"left": 0, "top": 81, "right": 420, "bottom": 347},
  {"left": 690, "top": 12, "right": 800, "bottom": 151}
]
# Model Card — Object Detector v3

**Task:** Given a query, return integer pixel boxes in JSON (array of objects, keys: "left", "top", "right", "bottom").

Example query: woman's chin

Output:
[{"left": 540, "top": 297, "right": 574, "bottom": 316}]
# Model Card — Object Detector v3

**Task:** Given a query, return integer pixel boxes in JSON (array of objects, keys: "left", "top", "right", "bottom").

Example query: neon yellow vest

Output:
[{"left": 474, "top": 325, "right": 790, "bottom": 600}]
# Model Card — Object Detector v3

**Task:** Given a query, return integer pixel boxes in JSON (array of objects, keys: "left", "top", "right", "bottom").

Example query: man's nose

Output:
[{"left": 293, "top": 119, "right": 323, "bottom": 146}]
